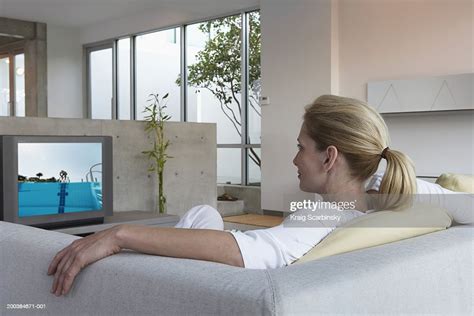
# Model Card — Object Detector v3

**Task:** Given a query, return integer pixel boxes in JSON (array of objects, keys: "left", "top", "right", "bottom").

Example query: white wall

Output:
[
  {"left": 47, "top": 25, "right": 84, "bottom": 118},
  {"left": 261, "top": 0, "right": 473, "bottom": 212},
  {"left": 260, "top": 0, "right": 335, "bottom": 212},
  {"left": 338, "top": 0, "right": 473, "bottom": 177},
  {"left": 338, "top": 0, "right": 473, "bottom": 99}
]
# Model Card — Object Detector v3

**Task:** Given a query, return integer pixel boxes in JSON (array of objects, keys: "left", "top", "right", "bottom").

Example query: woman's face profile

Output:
[{"left": 293, "top": 124, "right": 327, "bottom": 193}]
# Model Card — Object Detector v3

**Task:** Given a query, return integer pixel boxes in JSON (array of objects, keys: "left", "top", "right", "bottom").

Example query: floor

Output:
[{"left": 223, "top": 214, "right": 284, "bottom": 230}]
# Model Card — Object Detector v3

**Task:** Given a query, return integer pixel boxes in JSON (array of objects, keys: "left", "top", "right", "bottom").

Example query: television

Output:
[{"left": 0, "top": 135, "right": 113, "bottom": 229}]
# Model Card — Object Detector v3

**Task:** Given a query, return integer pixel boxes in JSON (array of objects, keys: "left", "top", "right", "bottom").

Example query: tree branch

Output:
[
  {"left": 210, "top": 83, "right": 241, "bottom": 126},
  {"left": 205, "top": 87, "right": 242, "bottom": 137},
  {"left": 229, "top": 79, "right": 242, "bottom": 117},
  {"left": 249, "top": 147, "right": 261, "bottom": 167},
  {"left": 248, "top": 97, "right": 261, "bottom": 117}
]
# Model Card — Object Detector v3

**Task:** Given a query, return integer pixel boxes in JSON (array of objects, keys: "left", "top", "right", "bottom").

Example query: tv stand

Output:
[{"left": 52, "top": 211, "right": 180, "bottom": 236}]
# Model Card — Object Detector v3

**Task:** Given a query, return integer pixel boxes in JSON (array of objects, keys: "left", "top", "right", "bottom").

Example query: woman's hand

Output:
[{"left": 47, "top": 225, "right": 124, "bottom": 297}]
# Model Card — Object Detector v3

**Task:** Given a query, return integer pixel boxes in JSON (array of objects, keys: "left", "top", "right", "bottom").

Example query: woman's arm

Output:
[
  {"left": 116, "top": 225, "right": 244, "bottom": 266},
  {"left": 48, "top": 225, "right": 244, "bottom": 297}
]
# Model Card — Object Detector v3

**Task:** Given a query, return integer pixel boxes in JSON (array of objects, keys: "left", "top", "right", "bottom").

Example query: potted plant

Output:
[{"left": 142, "top": 93, "right": 172, "bottom": 214}]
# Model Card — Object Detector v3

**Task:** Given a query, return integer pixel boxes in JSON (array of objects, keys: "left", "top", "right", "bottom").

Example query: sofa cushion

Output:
[
  {"left": 436, "top": 173, "right": 474, "bottom": 194},
  {"left": 293, "top": 203, "right": 452, "bottom": 263}
]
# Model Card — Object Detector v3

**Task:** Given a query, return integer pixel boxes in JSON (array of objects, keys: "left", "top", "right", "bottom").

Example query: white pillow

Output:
[{"left": 366, "top": 172, "right": 473, "bottom": 224}]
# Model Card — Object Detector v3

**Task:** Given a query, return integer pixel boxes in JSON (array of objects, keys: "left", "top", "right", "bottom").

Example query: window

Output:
[
  {"left": 86, "top": 10, "right": 261, "bottom": 186},
  {"left": 186, "top": 12, "right": 261, "bottom": 185},
  {"left": 0, "top": 52, "right": 25, "bottom": 117},
  {"left": 217, "top": 148, "right": 241, "bottom": 184},
  {"left": 186, "top": 15, "right": 243, "bottom": 146},
  {"left": 246, "top": 11, "right": 261, "bottom": 186},
  {"left": 88, "top": 46, "right": 113, "bottom": 119},
  {"left": 136, "top": 28, "right": 181, "bottom": 121},
  {"left": 247, "top": 11, "right": 261, "bottom": 146},
  {"left": 117, "top": 38, "right": 131, "bottom": 120}
]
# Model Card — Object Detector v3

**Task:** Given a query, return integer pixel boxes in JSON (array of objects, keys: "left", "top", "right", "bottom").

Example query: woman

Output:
[{"left": 47, "top": 95, "right": 419, "bottom": 296}]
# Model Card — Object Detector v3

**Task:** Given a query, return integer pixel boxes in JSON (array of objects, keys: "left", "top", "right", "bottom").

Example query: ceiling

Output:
[{"left": 0, "top": 0, "right": 258, "bottom": 28}]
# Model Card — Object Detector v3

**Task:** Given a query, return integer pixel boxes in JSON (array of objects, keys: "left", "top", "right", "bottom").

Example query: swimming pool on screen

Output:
[{"left": 18, "top": 182, "right": 103, "bottom": 217}]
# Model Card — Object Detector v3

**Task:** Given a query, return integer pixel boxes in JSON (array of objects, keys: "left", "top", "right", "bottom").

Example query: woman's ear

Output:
[{"left": 322, "top": 145, "right": 338, "bottom": 172}]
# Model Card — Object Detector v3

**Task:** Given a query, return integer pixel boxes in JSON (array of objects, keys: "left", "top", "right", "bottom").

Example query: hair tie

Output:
[{"left": 380, "top": 147, "right": 390, "bottom": 159}]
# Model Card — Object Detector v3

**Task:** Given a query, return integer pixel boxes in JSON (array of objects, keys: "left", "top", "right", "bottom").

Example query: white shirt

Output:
[{"left": 230, "top": 207, "right": 365, "bottom": 269}]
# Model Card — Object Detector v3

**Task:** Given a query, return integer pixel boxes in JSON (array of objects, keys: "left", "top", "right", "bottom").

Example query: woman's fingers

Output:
[
  {"left": 52, "top": 251, "right": 76, "bottom": 295},
  {"left": 55, "top": 239, "right": 97, "bottom": 296},
  {"left": 51, "top": 249, "right": 71, "bottom": 294},
  {"left": 59, "top": 255, "right": 86, "bottom": 295},
  {"left": 50, "top": 238, "right": 92, "bottom": 295}
]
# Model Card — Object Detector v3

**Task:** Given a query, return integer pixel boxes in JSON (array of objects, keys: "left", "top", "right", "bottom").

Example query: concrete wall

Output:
[
  {"left": 261, "top": 0, "right": 473, "bottom": 212},
  {"left": 47, "top": 25, "right": 84, "bottom": 118},
  {"left": 0, "top": 117, "right": 217, "bottom": 216}
]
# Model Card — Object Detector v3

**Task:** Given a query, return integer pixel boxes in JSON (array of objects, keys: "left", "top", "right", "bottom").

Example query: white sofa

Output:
[{"left": 1, "top": 220, "right": 472, "bottom": 315}]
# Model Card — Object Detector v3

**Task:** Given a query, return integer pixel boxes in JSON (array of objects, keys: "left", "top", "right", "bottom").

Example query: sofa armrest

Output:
[
  {"left": 0, "top": 221, "right": 274, "bottom": 316},
  {"left": 267, "top": 225, "right": 473, "bottom": 315}
]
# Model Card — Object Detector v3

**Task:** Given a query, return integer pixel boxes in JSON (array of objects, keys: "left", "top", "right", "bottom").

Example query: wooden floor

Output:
[{"left": 223, "top": 214, "right": 284, "bottom": 228}]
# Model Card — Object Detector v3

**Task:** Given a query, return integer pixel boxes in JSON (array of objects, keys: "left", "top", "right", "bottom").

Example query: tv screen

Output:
[
  {"left": 18, "top": 143, "right": 103, "bottom": 217},
  {"left": 1, "top": 136, "right": 113, "bottom": 229}
]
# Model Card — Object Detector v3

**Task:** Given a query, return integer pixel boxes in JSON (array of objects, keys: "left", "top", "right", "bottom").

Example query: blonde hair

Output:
[{"left": 303, "top": 95, "right": 416, "bottom": 210}]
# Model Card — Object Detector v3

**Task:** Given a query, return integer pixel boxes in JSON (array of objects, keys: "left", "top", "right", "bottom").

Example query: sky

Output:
[{"left": 18, "top": 143, "right": 102, "bottom": 182}]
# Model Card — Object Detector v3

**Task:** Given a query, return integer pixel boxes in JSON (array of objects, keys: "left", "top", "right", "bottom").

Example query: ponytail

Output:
[{"left": 377, "top": 148, "right": 417, "bottom": 210}]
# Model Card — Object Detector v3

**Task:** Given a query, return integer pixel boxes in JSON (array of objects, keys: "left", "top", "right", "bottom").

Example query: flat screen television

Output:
[{"left": 0, "top": 135, "right": 113, "bottom": 229}]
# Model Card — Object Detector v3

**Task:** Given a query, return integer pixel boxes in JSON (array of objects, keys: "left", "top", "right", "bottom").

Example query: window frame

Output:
[{"left": 84, "top": 7, "right": 261, "bottom": 186}]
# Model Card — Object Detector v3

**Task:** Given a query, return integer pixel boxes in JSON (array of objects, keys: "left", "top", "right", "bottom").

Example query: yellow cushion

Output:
[
  {"left": 293, "top": 203, "right": 452, "bottom": 264},
  {"left": 436, "top": 173, "right": 474, "bottom": 194}
]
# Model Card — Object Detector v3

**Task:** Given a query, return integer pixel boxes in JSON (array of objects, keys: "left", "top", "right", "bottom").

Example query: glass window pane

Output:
[
  {"left": 0, "top": 57, "right": 10, "bottom": 116},
  {"left": 247, "top": 147, "right": 261, "bottom": 186},
  {"left": 90, "top": 48, "right": 113, "bottom": 119},
  {"left": 14, "top": 54, "right": 25, "bottom": 117},
  {"left": 248, "top": 11, "right": 261, "bottom": 145},
  {"left": 186, "top": 15, "right": 242, "bottom": 144},
  {"left": 218, "top": 148, "right": 241, "bottom": 185},
  {"left": 136, "top": 28, "right": 181, "bottom": 121},
  {"left": 117, "top": 38, "right": 131, "bottom": 120}
]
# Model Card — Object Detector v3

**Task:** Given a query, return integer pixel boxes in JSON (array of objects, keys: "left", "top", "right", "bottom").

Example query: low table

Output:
[{"left": 52, "top": 211, "right": 180, "bottom": 236}]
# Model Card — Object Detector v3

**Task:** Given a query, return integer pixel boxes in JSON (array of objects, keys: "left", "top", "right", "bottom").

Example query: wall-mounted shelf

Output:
[
  {"left": 368, "top": 73, "right": 473, "bottom": 114},
  {"left": 381, "top": 109, "right": 474, "bottom": 118}
]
